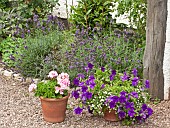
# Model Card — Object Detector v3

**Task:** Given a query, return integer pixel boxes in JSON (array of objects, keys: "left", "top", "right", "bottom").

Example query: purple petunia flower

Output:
[
  {"left": 119, "top": 95, "right": 127, "bottom": 103},
  {"left": 79, "top": 82, "right": 84, "bottom": 87},
  {"left": 77, "top": 73, "right": 85, "bottom": 79},
  {"left": 118, "top": 111, "right": 126, "bottom": 119},
  {"left": 132, "top": 68, "right": 138, "bottom": 77},
  {"left": 74, "top": 107, "right": 83, "bottom": 114},
  {"left": 132, "top": 77, "right": 139, "bottom": 86},
  {"left": 120, "top": 72, "right": 129, "bottom": 81},
  {"left": 111, "top": 70, "right": 116, "bottom": 76},
  {"left": 125, "top": 102, "right": 134, "bottom": 109},
  {"left": 85, "top": 91, "right": 92, "bottom": 100},
  {"left": 109, "top": 101, "right": 116, "bottom": 109},
  {"left": 100, "top": 84, "right": 105, "bottom": 89},
  {"left": 131, "top": 91, "right": 138, "bottom": 98},
  {"left": 120, "top": 91, "right": 127, "bottom": 96},
  {"left": 142, "top": 104, "right": 147, "bottom": 111},
  {"left": 145, "top": 80, "right": 150, "bottom": 88},
  {"left": 147, "top": 107, "right": 153, "bottom": 116},
  {"left": 101, "top": 66, "right": 105, "bottom": 72},
  {"left": 128, "top": 109, "right": 136, "bottom": 117},
  {"left": 109, "top": 74, "right": 114, "bottom": 81},
  {"left": 81, "top": 86, "right": 88, "bottom": 92},
  {"left": 73, "top": 78, "right": 79, "bottom": 86},
  {"left": 88, "top": 62, "right": 94, "bottom": 69},
  {"left": 72, "top": 90, "right": 79, "bottom": 99}
]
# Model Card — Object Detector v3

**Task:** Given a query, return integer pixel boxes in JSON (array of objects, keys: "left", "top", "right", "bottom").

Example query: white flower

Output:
[
  {"left": 28, "top": 83, "right": 37, "bottom": 92},
  {"left": 48, "top": 71, "right": 58, "bottom": 78}
]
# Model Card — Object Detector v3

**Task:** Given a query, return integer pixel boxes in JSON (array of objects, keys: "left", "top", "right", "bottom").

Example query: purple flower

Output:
[
  {"left": 131, "top": 91, "right": 138, "bottom": 98},
  {"left": 132, "top": 77, "right": 139, "bottom": 86},
  {"left": 74, "top": 107, "right": 83, "bottom": 114},
  {"left": 120, "top": 91, "right": 127, "bottom": 96},
  {"left": 128, "top": 109, "right": 136, "bottom": 117},
  {"left": 77, "top": 73, "right": 85, "bottom": 79},
  {"left": 119, "top": 95, "right": 127, "bottom": 103},
  {"left": 120, "top": 72, "right": 129, "bottom": 81},
  {"left": 145, "top": 80, "right": 150, "bottom": 88},
  {"left": 125, "top": 102, "right": 134, "bottom": 109},
  {"left": 81, "top": 86, "right": 88, "bottom": 92},
  {"left": 72, "top": 90, "right": 79, "bottom": 99},
  {"left": 142, "top": 104, "right": 147, "bottom": 111},
  {"left": 111, "top": 70, "right": 116, "bottom": 76},
  {"left": 109, "top": 101, "right": 116, "bottom": 109},
  {"left": 85, "top": 66, "right": 89, "bottom": 72},
  {"left": 85, "top": 91, "right": 92, "bottom": 100},
  {"left": 101, "top": 66, "right": 105, "bottom": 72},
  {"left": 147, "top": 107, "right": 153, "bottom": 116},
  {"left": 79, "top": 82, "right": 84, "bottom": 87},
  {"left": 88, "top": 62, "right": 94, "bottom": 69},
  {"left": 118, "top": 111, "right": 126, "bottom": 119},
  {"left": 109, "top": 74, "right": 114, "bottom": 81},
  {"left": 132, "top": 68, "right": 138, "bottom": 77},
  {"left": 73, "top": 78, "right": 79, "bottom": 86},
  {"left": 100, "top": 84, "right": 105, "bottom": 89}
]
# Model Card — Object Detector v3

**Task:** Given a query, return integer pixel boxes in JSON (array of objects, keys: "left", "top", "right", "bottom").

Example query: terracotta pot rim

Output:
[{"left": 40, "top": 93, "right": 70, "bottom": 101}]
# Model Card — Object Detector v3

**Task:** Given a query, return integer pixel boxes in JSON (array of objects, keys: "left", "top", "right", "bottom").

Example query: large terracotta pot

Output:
[
  {"left": 104, "top": 109, "right": 119, "bottom": 122},
  {"left": 40, "top": 94, "right": 69, "bottom": 123}
]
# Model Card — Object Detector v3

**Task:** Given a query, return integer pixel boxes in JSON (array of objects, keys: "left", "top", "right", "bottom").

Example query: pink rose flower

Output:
[
  {"left": 48, "top": 71, "right": 58, "bottom": 78},
  {"left": 28, "top": 83, "right": 37, "bottom": 92}
]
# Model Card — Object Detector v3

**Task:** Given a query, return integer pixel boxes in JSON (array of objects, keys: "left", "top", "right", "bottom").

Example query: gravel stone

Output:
[{"left": 0, "top": 75, "right": 170, "bottom": 128}]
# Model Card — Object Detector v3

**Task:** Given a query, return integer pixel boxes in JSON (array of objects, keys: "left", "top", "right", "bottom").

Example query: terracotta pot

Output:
[
  {"left": 40, "top": 94, "right": 69, "bottom": 123},
  {"left": 104, "top": 109, "right": 119, "bottom": 122}
]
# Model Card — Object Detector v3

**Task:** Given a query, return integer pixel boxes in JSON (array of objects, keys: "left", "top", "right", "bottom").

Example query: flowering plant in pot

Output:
[
  {"left": 71, "top": 63, "right": 153, "bottom": 125},
  {"left": 29, "top": 71, "right": 70, "bottom": 123}
]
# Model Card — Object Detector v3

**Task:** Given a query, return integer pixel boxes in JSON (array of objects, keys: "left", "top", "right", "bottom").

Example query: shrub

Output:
[
  {"left": 69, "top": 0, "right": 114, "bottom": 30},
  {"left": 14, "top": 30, "right": 66, "bottom": 79},
  {"left": 0, "top": 36, "right": 24, "bottom": 67}
]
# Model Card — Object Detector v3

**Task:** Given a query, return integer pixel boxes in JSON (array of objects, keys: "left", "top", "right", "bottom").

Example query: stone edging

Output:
[{"left": 0, "top": 66, "right": 40, "bottom": 84}]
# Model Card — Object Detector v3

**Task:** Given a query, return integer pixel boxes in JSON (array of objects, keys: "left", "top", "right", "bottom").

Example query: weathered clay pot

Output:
[
  {"left": 40, "top": 94, "right": 69, "bottom": 123},
  {"left": 104, "top": 109, "right": 119, "bottom": 122}
]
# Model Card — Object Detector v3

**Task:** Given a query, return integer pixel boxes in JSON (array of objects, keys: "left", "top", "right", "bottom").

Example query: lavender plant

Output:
[
  {"left": 65, "top": 28, "right": 144, "bottom": 80},
  {"left": 13, "top": 29, "right": 66, "bottom": 79}
]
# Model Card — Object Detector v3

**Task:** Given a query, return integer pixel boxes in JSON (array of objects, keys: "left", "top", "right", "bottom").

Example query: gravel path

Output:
[{"left": 0, "top": 75, "right": 170, "bottom": 128}]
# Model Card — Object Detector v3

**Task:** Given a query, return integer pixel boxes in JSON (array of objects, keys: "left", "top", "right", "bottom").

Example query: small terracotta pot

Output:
[
  {"left": 40, "top": 94, "right": 69, "bottom": 123},
  {"left": 104, "top": 109, "right": 119, "bottom": 122}
]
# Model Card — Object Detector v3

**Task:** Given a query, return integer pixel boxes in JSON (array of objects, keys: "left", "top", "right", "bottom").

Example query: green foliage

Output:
[
  {"left": 112, "top": 0, "right": 147, "bottom": 36},
  {"left": 14, "top": 30, "right": 66, "bottom": 79},
  {"left": 0, "top": 0, "right": 59, "bottom": 39},
  {"left": 16, "top": 0, "right": 59, "bottom": 18},
  {"left": 35, "top": 80, "right": 68, "bottom": 98},
  {"left": 65, "top": 29, "right": 144, "bottom": 79},
  {"left": 0, "top": 36, "right": 24, "bottom": 67},
  {"left": 69, "top": 0, "right": 114, "bottom": 29}
]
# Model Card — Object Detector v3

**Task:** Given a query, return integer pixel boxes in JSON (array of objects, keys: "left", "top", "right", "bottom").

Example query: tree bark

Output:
[{"left": 143, "top": 0, "right": 167, "bottom": 100}]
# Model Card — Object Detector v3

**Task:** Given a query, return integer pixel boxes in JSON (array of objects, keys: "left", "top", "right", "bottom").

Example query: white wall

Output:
[{"left": 163, "top": 0, "right": 170, "bottom": 100}]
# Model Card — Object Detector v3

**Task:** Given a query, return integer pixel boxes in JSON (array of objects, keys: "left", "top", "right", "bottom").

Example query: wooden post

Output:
[{"left": 143, "top": 0, "right": 167, "bottom": 100}]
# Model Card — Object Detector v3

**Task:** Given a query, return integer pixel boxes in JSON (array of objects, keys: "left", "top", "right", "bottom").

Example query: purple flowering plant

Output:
[{"left": 72, "top": 63, "right": 152, "bottom": 125}]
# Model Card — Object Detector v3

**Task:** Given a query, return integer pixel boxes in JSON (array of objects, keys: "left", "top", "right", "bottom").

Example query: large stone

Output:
[{"left": 3, "top": 70, "right": 13, "bottom": 77}]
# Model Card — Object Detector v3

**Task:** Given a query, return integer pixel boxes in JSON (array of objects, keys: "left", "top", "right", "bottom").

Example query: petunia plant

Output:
[
  {"left": 29, "top": 71, "right": 70, "bottom": 98},
  {"left": 71, "top": 63, "right": 153, "bottom": 125}
]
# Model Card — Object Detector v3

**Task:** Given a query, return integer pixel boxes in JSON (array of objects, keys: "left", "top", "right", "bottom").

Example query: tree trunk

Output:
[{"left": 143, "top": 0, "right": 167, "bottom": 100}]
